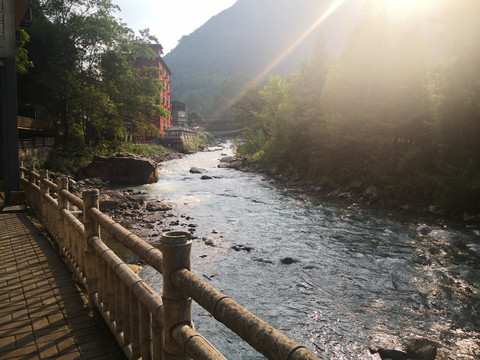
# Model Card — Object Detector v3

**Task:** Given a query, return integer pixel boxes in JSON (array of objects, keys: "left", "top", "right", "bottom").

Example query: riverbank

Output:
[
  {"left": 123, "top": 145, "right": 480, "bottom": 359},
  {"left": 68, "top": 145, "right": 479, "bottom": 254},
  {"left": 63, "top": 145, "right": 480, "bottom": 359},
  {"left": 68, "top": 148, "right": 214, "bottom": 251},
  {"left": 222, "top": 156, "right": 480, "bottom": 230}
]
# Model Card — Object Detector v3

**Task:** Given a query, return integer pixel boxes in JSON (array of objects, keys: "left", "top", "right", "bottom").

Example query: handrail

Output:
[
  {"left": 171, "top": 268, "right": 318, "bottom": 360},
  {"left": 19, "top": 166, "right": 322, "bottom": 360},
  {"left": 89, "top": 236, "right": 164, "bottom": 322},
  {"left": 59, "top": 189, "right": 83, "bottom": 209},
  {"left": 172, "top": 324, "right": 226, "bottom": 360},
  {"left": 88, "top": 207, "right": 164, "bottom": 274}
]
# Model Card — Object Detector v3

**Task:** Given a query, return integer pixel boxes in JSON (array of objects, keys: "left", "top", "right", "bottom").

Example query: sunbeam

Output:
[
  {"left": 253, "top": 0, "right": 345, "bottom": 84},
  {"left": 209, "top": 0, "right": 346, "bottom": 123}
]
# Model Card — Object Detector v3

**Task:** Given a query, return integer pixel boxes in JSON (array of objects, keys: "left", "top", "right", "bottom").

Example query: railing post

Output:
[
  {"left": 39, "top": 169, "right": 48, "bottom": 222},
  {"left": 161, "top": 231, "right": 193, "bottom": 360},
  {"left": 83, "top": 189, "right": 99, "bottom": 307},
  {"left": 57, "top": 176, "right": 69, "bottom": 251},
  {"left": 28, "top": 164, "right": 35, "bottom": 184}
]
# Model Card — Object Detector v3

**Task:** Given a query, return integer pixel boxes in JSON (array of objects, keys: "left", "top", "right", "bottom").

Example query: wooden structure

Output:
[
  {"left": 160, "top": 126, "right": 198, "bottom": 152},
  {"left": 17, "top": 116, "right": 55, "bottom": 160},
  {"left": 19, "top": 165, "right": 321, "bottom": 360}
]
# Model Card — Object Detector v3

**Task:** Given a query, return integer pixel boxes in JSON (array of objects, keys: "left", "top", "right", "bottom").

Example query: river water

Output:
[{"left": 136, "top": 143, "right": 480, "bottom": 359}]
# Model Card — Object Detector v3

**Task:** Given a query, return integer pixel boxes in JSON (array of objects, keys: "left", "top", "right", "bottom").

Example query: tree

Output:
[
  {"left": 431, "top": 0, "right": 480, "bottom": 211},
  {"left": 18, "top": 0, "right": 168, "bottom": 156},
  {"left": 188, "top": 110, "right": 204, "bottom": 127},
  {"left": 15, "top": 29, "right": 34, "bottom": 74}
]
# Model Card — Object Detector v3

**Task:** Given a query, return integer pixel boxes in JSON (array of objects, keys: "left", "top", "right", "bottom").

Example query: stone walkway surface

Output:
[{"left": 0, "top": 196, "right": 125, "bottom": 359}]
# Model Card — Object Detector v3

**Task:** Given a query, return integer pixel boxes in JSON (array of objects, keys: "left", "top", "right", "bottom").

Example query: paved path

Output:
[{"left": 0, "top": 195, "right": 126, "bottom": 359}]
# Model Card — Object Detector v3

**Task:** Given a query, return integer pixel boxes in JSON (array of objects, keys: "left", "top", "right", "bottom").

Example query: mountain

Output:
[{"left": 164, "top": 0, "right": 360, "bottom": 131}]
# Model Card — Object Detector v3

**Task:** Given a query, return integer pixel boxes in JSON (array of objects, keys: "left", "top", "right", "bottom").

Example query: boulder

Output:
[
  {"left": 98, "top": 193, "right": 122, "bottom": 211},
  {"left": 146, "top": 201, "right": 172, "bottom": 211},
  {"left": 201, "top": 175, "right": 214, "bottom": 180},
  {"left": 228, "top": 160, "right": 244, "bottom": 169},
  {"left": 281, "top": 257, "right": 300, "bottom": 265},
  {"left": 364, "top": 185, "right": 378, "bottom": 198},
  {"left": 190, "top": 167, "right": 207, "bottom": 174},
  {"left": 220, "top": 156, "right": 234, "bottom": 163},
  {"left": 404, "top": 338, "right": 437, "bottom": 360},
  {"left": 202, "top": 236, "right": 215, "bottom": 246},
  {"left": 231, "top": 244, "right": 254, "bottom": 252},
  {"left": 76, "top": 153, "right": 158, "bottom": 185},
  {"left": 416, "top": 225, "right": 432, "bottom": 235},
  {"left": 217, "top": 162, "right": 230, "bottom": 168}
]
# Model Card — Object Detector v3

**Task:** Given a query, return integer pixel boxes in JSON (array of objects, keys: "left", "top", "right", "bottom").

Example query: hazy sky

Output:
[{"left": 112, "top": 0, "right": 237, "bottom": 54}]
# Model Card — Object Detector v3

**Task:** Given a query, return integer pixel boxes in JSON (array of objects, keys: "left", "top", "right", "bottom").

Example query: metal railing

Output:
[{"left": 20, "top": 164, "right": 321, "bottom": 360}]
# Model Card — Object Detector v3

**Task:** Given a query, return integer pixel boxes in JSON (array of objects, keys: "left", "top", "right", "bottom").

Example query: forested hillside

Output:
[
  {"left": 233, "top": 0, "right": 480, "bottom": 215},
  {"left": 164, "top": 0, "right": 360, "bottom": 131}
]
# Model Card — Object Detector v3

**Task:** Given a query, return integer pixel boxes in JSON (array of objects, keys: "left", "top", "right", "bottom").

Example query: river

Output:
[{"left": 135, "top": 143, "right": 480, "bottom": 359}]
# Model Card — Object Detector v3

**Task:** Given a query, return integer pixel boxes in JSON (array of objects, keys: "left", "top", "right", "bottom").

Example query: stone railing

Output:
[{"left": 20, "top": 165, "right": 321, "bottom": 360}]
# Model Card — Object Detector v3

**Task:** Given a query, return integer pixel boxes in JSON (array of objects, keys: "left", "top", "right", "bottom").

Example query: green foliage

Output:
[
  {"left": 42, "top": 141, "right": 168, "bottom": 174},
  {"left": 18, "top": 0, "right": 168, "bottom": 159},
  {"left": 15, "top": 29, "right": 34, "bottom": 74},
  {"left": 233, "top": 0, "right": 480, "bottom": 214},
  {"left": 199, "top": 131, "right": 215, "bottom": 144},
  {"left": 183, "top": 132, "right": 216, "bottom": 153},
  {"left": 20, "top": 155, "right": 41, "bottom": 169},
  {"left": 116, "top": 143, "right": 168, "bottom": 156}
]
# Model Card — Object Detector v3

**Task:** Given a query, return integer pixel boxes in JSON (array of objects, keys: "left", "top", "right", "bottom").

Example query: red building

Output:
[{"left": 134, "top": 44, "right": 172, "bottom": 139}]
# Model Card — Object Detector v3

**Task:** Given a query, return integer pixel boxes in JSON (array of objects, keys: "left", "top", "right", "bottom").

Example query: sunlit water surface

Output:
[{"left": 136, "top": 144, "right": 480, "bottom": 359}]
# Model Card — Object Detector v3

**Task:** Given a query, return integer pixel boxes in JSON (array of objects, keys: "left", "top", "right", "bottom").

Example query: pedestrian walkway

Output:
[{"left": 0, "top": 193, "right": 125, "bottom": 360}]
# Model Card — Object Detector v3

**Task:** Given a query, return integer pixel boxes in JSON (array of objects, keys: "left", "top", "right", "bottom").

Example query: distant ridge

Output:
[{"left": 164, "top": 0, "right": 358, "bottom": 128}]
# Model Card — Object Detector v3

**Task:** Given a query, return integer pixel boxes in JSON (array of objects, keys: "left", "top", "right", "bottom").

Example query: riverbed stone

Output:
[
  {"left": 375, "top": 348, "right": 410, "bottom": 360},
  {"left": 220, "top": 156, "right": 234, "bottom": 162},
  {"left": 416, "top": 225, "right": 432, "bottom": 235},
  {"left": 190, "top": 167, "right": 207, "bottom": 174},
  {"left": 98, "top": 193, "right": 122, "bottom": 211},
  {"left": 229, "top": 160, "right": 243, "bottom": 169},
  {"left": 218, "top": 162, "right": 230, "bottom": 168},
  {"left": 202, "top": 236, "right": 215, "bottom": 246},
  {"left": 146, "top": 201, "right": 172, "bottom": 211},
  {"left": 364, "top": 185, "right": 378, "bottom": 198},
  {"left": 281, "top": 257, "right": 300, "bottom": 265},
  {"left": 232, "top": 244, "right": 254, "bottom": 252},
  {"left": 404, "top": 337, "right": 437, "bottom": 360}
]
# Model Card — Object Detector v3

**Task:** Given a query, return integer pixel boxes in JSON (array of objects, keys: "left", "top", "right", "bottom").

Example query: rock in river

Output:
[
  {"left": 146, "top": 201, "right": 172, "bottom": 212},
  {"left": 281, "top": 257, "right": 300, "bottom": 265},
  {"left": 404, "top": 337, "right": 437, "bottom": 360},
  {"left": 202, "top": 236, "right": 215, "bottom": 246},
  {"left": 190, "top": 167, "right": 207, "bottom": 174},
  {"left": 76, "top": 153, "right": 158, "bottom": 185}
]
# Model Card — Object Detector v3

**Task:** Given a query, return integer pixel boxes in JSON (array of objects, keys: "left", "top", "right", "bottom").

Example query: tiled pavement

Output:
[{"left": 0, "top": 195, "right": 126, "bottom": 359}]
